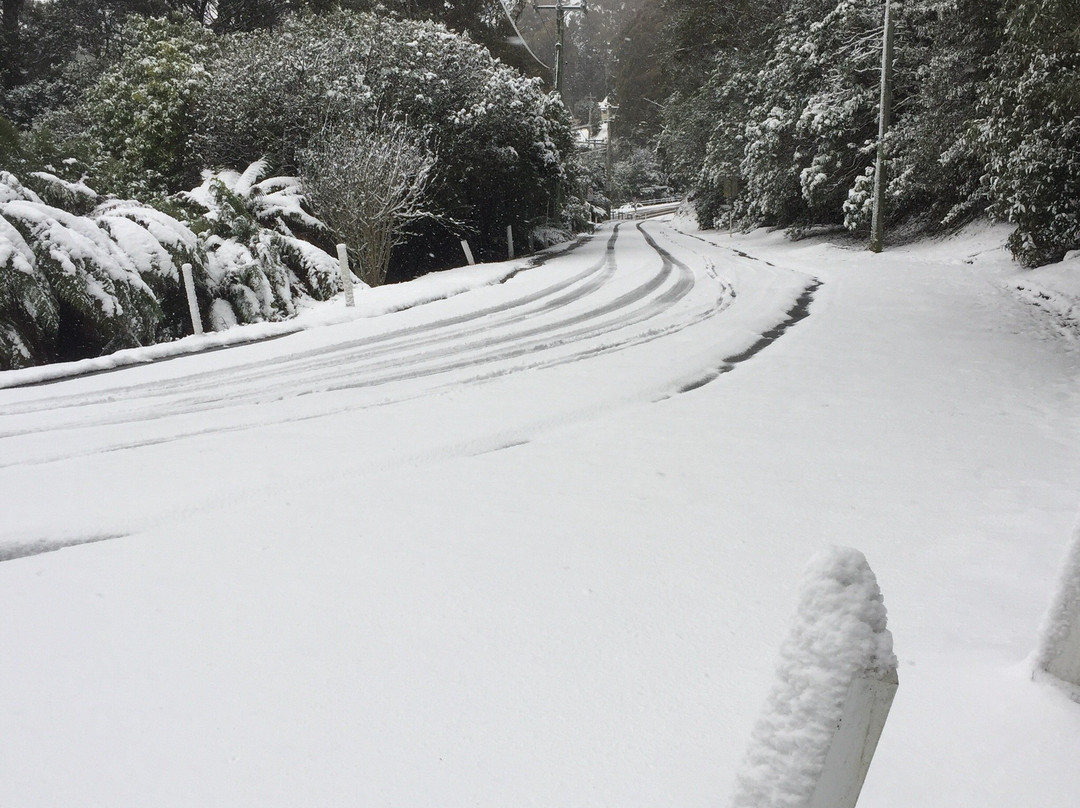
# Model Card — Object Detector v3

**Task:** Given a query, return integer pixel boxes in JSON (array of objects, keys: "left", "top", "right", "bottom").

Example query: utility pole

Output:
[
  {"left": 869, "top": 0, "right": 895, "bottom": 253},
  {"left": 533, "top": 0, "right": 587, "bottom": 98},
  {"left": 601, "top": 97, "right": 617, "bottom": 212},
  {"left": 532, "top": 1, "right": 585, "bottom": 221}
]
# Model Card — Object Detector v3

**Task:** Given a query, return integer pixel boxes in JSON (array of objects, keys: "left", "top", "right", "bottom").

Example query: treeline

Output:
[
  {"left": 0, "top": 1, "right": 582, "bottom": 369},
  {"left": 1, "top": 2, "right": 574, "bottom": 267},
  {"left": 656, "top": 0, "right": 1080, "bottom": 266}
]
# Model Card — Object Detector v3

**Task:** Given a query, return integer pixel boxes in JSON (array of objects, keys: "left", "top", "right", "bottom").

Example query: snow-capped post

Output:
[
  {"left": 336, "top": 243, "right": 355, "bottom": 308},
  {"left": 507, "top": 225, "right": 515, "bottom": 260},
  {"left": 180, "top": 263, "right": 203, "bottom": 336},
  {"left": 730, "top": 546, "right": 898, "bottom": 808},
  {"left": 1033, "top": 508, "right": 1080, "bottom": 687},
  {"left": 461, "top": 239, "right": 476, "bottom": 265}
]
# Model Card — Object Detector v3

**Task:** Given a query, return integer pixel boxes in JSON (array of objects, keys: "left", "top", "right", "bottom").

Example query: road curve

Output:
[{"left": 0, "top": 220, "right": 754, "bottom": 466}]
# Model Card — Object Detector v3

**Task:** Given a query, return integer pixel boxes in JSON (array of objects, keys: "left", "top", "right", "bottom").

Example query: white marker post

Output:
[
  {"left": 809, "top": 667, "right": 899, "bottom": 808},
  {"left": 336, "top": 243, "right": 355, "bottom": 308},
  {"left": 1034, "top": 510, "right": 1080, "bottom": 687},
  {"left": 460, "top": 240, "right": 476, "bottom": 265},
  {"left": 730, "top": 547, "right": 898, "bottom": 808},
  {"left": 507, "top": 225, "right": 515, "bottom": 260},
  {"left": 180, "top": 262, "right": 203, "bottom": 336}
]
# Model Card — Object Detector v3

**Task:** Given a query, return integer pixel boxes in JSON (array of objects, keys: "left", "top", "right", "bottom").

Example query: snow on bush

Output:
[
  {"left": 182, "top": 159, "right": 348, "bottom": 320},
  {"left": 194, "top": 10, "right": 574, "bottom": 266},
  {"left": 1, "top": 171, "right": 162, "bottom": 367},
  {"left": 1034, "top": 510, "right": 1080, "bottom": 687},
  {"left": 730, "top": 546, "right": 896, "bottom": 808},
  {"left": 80, "top": 15, "right": 215, "bottom": 197},
  {"left": 0, "top": 165, "right": 343, "bottom": 370},
  {"left": 528, "top": 225, "right": 573, "bottom": 251}
]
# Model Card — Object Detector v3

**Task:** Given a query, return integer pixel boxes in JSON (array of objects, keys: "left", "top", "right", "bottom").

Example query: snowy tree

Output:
[
  {"left": 195, "top": 10, "right": 572, "bottom": 271},
  {"left": 610, "top": 146, "right": 667, "bottom": 202},
  {"left": 740, "top": 0, "right": 883, "bottom": 227},
  {"left": 677, "top": 52, "right": 761, "bottom": 228},
  {"left": 980, "top": 0, "right": 1080, "bottom": 265},
  {"left": 840, "top": 0, "right": 1002, "bottom": 232},
  {"left": 80, "top": 14, "right": 216, "bottom": 197},
  {"left": 299, "top": 121, "right": 437, "bottom": 287},
  {"left": 0, "top": 170, "right": 164, "bottom": 366},
  {"left": 180, "top": 159, "right": 345, "bottom": 324}
]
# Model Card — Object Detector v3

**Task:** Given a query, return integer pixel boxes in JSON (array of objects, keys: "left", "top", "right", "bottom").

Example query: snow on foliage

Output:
[
  {"left": 730, "top": 546, "right": 896, "bottom": 808},
  {"left": 981, "top": 1, "right": 1080, "bottom": 265},
  {"left": 194, "top": 10, "right": 574, "bottom": 264},
  {"left": 81, "top": 15, "right": 215, "bottom": 197},
  {"left": 300, "top": 120, "right": 437, "bottom": 287},
  {"left": 0, "top": 165, "right": 342, "bottom": 370},
  {"left": 741, "top": 0, "right": 880, "bottom": 227},
  {"left": 182, "top": 160, "right": 346, "bottom": 309},
  {"left": 1, "top": 178, "right": 162, "bottom": 363}
]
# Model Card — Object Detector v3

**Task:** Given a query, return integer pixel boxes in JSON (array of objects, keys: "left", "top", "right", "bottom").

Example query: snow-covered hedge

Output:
[
  {"left": 0, "top": 164, "right": 347, "bottom": 370},
  {"left": 193, "top": 10, "right": 574, "bottom": 267}
]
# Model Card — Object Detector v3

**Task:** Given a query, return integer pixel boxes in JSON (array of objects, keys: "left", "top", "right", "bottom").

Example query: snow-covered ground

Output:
[{"left": 1, "top": 217, "right": 1078, "bottom": 808}]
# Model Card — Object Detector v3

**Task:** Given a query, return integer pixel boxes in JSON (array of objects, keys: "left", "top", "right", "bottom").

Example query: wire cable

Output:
[{"left": 499, "top": 1, "right": 552, "bottom": 71}]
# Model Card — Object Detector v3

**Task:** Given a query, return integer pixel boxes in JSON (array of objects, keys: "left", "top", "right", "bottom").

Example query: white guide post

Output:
[
  {"left": 180, "top": 262, "right": 203, "bottom": 336},
  {"left": 809, "top": 667, "right": 899, "bottom": 808},
  {"left": 336, "top": 243, "right": 355, "bottom": 308},
  {"left": 1034, "top": 511, "right": 1080, "bottom": 687},
  {"left": 730, "top": 546, "right": 898, "bottom": 808},
  {"left": 461, "top": 239, "right": 476, "bottom": 265},
  {"left": 507, "top": 225, "right": 515, "bottom": 260}
]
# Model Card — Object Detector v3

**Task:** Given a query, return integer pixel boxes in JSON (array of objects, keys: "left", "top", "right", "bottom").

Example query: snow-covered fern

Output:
[
  {"left": 0, "top": 164, "right": 350, "bottom": 371},
  {"left": 182, "top": 159, "right": 346, "bottom": 316}
]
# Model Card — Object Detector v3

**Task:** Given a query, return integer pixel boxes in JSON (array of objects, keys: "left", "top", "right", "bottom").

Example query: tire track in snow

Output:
[
  {"left": 0, "top": 222, "right": 723, "bottom": 466},
  {"left": 0, "top": 231, "right": 615, "bottom": 416},
  {"left": 0, "top": 532, "right": 128, "bottom": 563},
  {"left": 646, "top": 224, "right": 822, "bottom": 398}
]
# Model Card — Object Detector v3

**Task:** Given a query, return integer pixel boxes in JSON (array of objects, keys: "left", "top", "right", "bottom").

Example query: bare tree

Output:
[{"left": 299, "top": 119, "right": 437, "bottom": 287}]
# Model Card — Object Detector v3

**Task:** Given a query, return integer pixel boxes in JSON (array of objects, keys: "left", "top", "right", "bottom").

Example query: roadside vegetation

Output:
[
  {"left": 655, "top": 0, "right": 1080, "bottom": 266},
  {"left": 0, "top": 1, "right": 581, "bottom": 369}
]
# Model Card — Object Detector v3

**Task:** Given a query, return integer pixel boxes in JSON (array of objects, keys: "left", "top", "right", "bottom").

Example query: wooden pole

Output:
[
  {"left": 554, "top": 0, "right": 565, "bottom": 97},
  {"left": 533, "top": 0, "right": 585, "bottom": 223},
  {"left": 460, "top": 240, "right": 476, "bottom": 265},
  {"left": 507, "top": 225, "right": 515, "bottom": 260},
  {"left": 869, "top": 0, "right": 895, "bottom": 254}
]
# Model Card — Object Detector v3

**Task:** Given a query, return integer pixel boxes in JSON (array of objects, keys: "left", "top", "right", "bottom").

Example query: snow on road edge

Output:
[{"left": 0, "top": 238, "right": 586, "bottom": 390}]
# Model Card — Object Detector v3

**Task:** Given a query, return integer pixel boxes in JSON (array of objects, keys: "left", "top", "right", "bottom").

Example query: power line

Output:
[
  {"left": 532, "top": 0, "right": 587, "bottom": 98},
  {"left": 498, "top": 0, "right": 552, "bottom": 71}
]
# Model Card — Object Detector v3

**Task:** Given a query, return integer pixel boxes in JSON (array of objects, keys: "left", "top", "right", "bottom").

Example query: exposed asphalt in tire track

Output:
[{"left": 646, "top": 224, "right": 822, "bottom": 399}]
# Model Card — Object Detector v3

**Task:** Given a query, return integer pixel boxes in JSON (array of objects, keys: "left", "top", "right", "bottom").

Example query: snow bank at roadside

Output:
[
  {"left": 730, "top": 546, "right": 896, "bottom": 808},
  {"left": 0, "top": 239, "right": 582, "bottom": 389},
  {"left": 672, "top": 211, "right": 1080, "bottom": 340},
  {"left": 1008, "top": 253, "right": 1080, "bottom": 340}
]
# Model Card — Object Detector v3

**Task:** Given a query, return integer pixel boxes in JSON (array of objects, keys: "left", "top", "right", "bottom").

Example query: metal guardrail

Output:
[{"left": 612, "top": 198, "right": 683, "bottom": 220}]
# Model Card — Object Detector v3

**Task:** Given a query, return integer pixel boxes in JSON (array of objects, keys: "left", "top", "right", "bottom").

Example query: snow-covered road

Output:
[
  {"left": 1, "top": 219, "right": 1079, "bottom": 808},
  {"left": 0, "top": 223, "right": 722, "bottom": 464}
]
